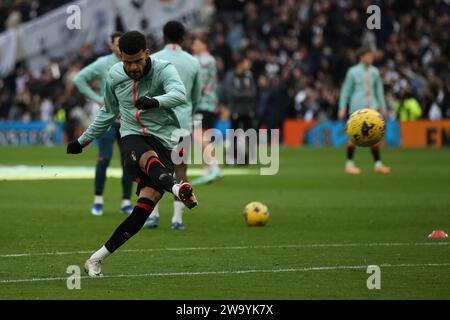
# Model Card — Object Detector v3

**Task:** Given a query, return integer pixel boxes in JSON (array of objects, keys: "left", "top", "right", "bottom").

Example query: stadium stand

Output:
[{"left": 0, "top": 0, "right": 449, "bottom": 139}]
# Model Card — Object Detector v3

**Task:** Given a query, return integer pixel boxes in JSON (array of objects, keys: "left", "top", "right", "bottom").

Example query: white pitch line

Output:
[
  {"left": 1, "top": 242, "right": 449, "bottom": 258},
  {"left": 1, "top": 263, "right": 450, "bottom": 284},
  {"left": 0, "top": 166, "right": 258, "bottom": 181}
]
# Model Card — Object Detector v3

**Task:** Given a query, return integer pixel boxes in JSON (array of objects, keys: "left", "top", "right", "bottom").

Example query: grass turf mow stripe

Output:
[
  {"left": 1, "top": 242, "right": 449, "bottom": 258},
  {"left": 1, "top": 263, "right": 450, "bottom": 284},
  {"left": 0, "top": 166, "right": 258, "bottom": 181}
]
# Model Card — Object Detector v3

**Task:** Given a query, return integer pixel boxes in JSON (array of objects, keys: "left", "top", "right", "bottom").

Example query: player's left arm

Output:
[
  {"left": 338, "top": 69, "right": 354, "bottom": 119},
  {"left": 153, "top": 63, "right": 187, "bottom": 108},
  {"left": 375, "top": 70, "right": 387, "bottom": 115},
  {"left": 67, "top": 79, "right": 119, "bottom": 154},
  {"left": 191, "top": 66, "right": 202, "bottom": 114},
  {"left": 72, "top": 59, "right": 104, "bottom": 105}
]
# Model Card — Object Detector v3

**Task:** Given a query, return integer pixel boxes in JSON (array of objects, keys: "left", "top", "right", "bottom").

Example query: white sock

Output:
[
  {"left": 204, "top": 165, "right": 211, "bottom": 177},
  {"left": 374, "top": 161, "right": 383, "bottom": 168},
  {"left": 209, "top": 159, "right": 220, "bottom": 172},
  {"left": 94, "top": 195, "right": 103, "bottom": 204},
  {"left": 172, "top": 184, "right": 180, "bottom": 197},
  {"left": 346, "top": 160, "right": 355, "bottom": 168},
  {"left": 150, "top": 203, "right": 159, "bottom": 218},
  {"left": 172, "top": 201, "right": 185, "bottom": 224},
  {"left": 90, "top": 245, "right": 110, "bottom": 261},
  {"left": 121, "top": 199, "right": 131, "bottom": 207}
]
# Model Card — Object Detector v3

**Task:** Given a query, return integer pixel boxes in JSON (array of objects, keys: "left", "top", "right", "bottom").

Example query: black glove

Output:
[
  {"left": 67, "top": 139, "right": 83, "bottom": 154},
  {"left": 135, "top": 96, "right": 159, "bottom": 110}
]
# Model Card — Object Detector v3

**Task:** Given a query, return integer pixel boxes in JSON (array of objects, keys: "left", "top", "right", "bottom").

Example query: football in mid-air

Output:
[
  {"left": 244, "top": 202, "right": 269, "bottom": 226},
  {"left": 346, "top": 108, "right": 385, "bottom": 147}
]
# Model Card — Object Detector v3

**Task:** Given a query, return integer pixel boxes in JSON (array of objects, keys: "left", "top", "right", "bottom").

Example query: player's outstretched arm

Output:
[
  {"left": 66, "top": 140, "right": 83, "bottom": 154},
  {"left": 375, "top": 71, "right": 387, "bottom": 115},
  {"left": 67, "top": 80, "right": 119, "bottom": 154},
  {"left": 338, "top": 69, "right": 354, "bottom": 117},
  {"left": 338, "top": 111, "right": 347, "bottom": 120},
  {"left": 191, "top": 65, "right": 202, "bottom": 113}
]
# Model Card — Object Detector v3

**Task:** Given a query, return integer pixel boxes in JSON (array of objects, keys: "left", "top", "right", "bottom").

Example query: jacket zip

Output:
[{"left": 133, "top": 80, "right": 147, "bottom": 135}]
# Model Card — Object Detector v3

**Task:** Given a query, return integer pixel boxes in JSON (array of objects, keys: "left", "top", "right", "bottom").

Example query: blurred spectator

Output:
[
  {"left": 0, "top": 0, "right": 449, "bottom": 135},
  {"left": 223, "top": 57, "right": 257, "bottom": 164},
  {"left": 258, "top": 74, "right": 289, "bottom": 130},
  {"left": 224, "top": 57, "right": 257, "bottom": 129},
  {"left": 1, "top": 0, "right": 72, "bottom": 32},
  {"left": 441, "top": 82, "right": 450, "bottom": 119},
  {"left": 0, "top": 89, "right": 13, "bottom": 119},
  {"left": 198, "top": 0, "right": 216, "bottom": 27},
  {"left": 212, "top": 32, "right": 234, "bottom": 74},
  {"left": 394, "top": 85, "right": 423, "bottom": 121}
]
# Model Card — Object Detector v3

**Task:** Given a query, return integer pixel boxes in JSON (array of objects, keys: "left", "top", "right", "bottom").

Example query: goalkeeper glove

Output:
[
  {"left": 67, "top": 139, "right": 83, "bottom": 154},
  {"left": 135, "top": 96, "right": 159, "bottom": 110}
]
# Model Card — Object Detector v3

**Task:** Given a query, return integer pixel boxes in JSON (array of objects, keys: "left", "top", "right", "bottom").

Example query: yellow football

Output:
[
  {"left": 243, "top": 202, "right": 269, "bottom": 226},
  {"left": 346, "top": 108, "right": 385, "bottom": 147}
]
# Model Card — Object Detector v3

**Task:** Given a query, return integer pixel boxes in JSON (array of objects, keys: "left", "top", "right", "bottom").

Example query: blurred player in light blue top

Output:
[
  {"left": 73, "top": 32, "right": 134, "bottom": 216},
  {"left": 191, "top": 35, "right": 223, "bottom": 185},
  {"left": 145, "top": 21, "right": 202, "bottom": 230},
  {"left": 338, "top": 47, "right": 391, "bottom": 175}
]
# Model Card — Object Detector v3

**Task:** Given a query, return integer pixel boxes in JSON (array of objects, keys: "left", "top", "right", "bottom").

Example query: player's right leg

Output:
[
  {"left": 144, "top": 165, "right": 186, "bottom": 230},
  {"left": 92, "top": 126, "right": 115, "bottom": 216},
  {"left": 138, "top": 150, "right": 198, "bottom": 209},
  {"left": 170, "top": 163, "right": 188, "bottom": 230},
  {"left": 192, "top": 112, "right": 222, "bottom": 185},
  {"left": 371, "top": 144, "right": 391, "bottom": 174},
  {"left": 116, "top": 123, "right": 134, "bottom": 214},
  {"left": 85, "top": 135, "right": 198, "bottom": 277},
  {"left": 228, "top": 114, "right": 248, "bottom": 165},
  {"left": 345, "top": 141, "right": 361, "bottom": 174},
  {"left": 121, "top": 135, "right": 198, "bottom": 210},
  {"left": 85, "top": 186, "right": 161, "bottom": 277},
  {"left": 144, "top": 137, "right": 192, "bottom": 229},
  {"left": 201, "top": 129, "right": 222, "bottom": 182}
]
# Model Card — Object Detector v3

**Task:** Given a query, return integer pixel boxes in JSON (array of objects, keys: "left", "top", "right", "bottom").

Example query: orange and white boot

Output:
[
  {"left": 374, "top": 165, "right": 391, "bottom": 174},
  {"left": 345, "top": 161, "right": 361, "bottom": 174}
]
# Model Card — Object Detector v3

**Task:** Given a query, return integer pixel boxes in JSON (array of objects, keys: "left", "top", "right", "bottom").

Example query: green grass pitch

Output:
[{"left": 0, "top": 145, "right": 449, "bottom": 299}]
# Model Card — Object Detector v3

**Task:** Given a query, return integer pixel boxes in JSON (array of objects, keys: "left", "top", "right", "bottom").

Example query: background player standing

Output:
[
  {"left": 191, "top": 35, "right": 223, "bottom": 184},
  {"left": 145, "top": 21, "right": 202, "bottom": 230},
  {"left": 73, "top": 32, "right": 134, "bottom": 216},
  {"left": 338, "top": 47, "right": 391, "bottom": 175}
]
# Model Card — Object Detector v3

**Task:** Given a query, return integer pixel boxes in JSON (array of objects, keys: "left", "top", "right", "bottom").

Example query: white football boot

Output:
[{"left": 84, "top": 258, "right": 104, "bottom": 277}]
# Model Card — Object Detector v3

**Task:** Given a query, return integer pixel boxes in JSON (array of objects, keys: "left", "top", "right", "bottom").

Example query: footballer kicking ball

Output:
[
  {"left": 346, "top": 108, "right": 385, "bottom": 147},
  {"left": 244, "top": 202, "right": 269, "bottom": 226}
]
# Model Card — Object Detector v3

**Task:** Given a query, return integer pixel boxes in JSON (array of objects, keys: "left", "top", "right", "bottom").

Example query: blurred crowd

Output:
[
  {"left": 0, "top": 0, "right": 72, "bottom": 31},
  {"left": 1, "top": 0, "right": 449, "bottom": 137},
  {"left": 205, "top": 0, "right": 450, "bottom": 127}
]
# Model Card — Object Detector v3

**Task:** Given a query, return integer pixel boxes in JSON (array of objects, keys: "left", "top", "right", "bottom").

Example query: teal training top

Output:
[
  {"left": 78, "top": 58, "right": 187, "bottom": 150},
  {"left": 151, "top": 44, "right": 202, "bottom": 133},
  {"left": 195, "top": 52, "right": 218, "bottom": 112},
  {"left": 338, "top": 63, "right": 387, "bottom": 114},
  {"left": 72, "top": 53, "right": 120, "bottom": 104}
]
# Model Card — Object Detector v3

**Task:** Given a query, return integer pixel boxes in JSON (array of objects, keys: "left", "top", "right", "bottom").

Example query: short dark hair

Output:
[
  {"left": 119, "top": 31, "right": 147, "bottom": 55},
  {"left": 163, "top": 21, "right": 185, "bottom": 43},
  {"left": 195, "top": 34, "right": 209, "bottom": 48},
  {"left": 357, "top": 46, "right": 372, "bottom": 57},
  {"left": 110, "top": 32, "right": 123, "bottom": 43}
]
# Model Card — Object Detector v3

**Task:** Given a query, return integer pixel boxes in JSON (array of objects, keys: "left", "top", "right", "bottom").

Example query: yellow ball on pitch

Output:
[
  {"left": 243, "top": 202, "right": 269, "bottom": 226},
  {"left": 346, "top": 108, "right": 385, "bottom": 147}
]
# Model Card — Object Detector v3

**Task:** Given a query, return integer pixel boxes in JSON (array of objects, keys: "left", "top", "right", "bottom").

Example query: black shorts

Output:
[
  {"left": 193, "top": 111, "right": 217, "bottom": 130},
  {"left": 174, "top": 134, "right": 191, "bottom": 164},
  {"left": 120, "top": 134, "right": 175, "bottom": 196}
]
